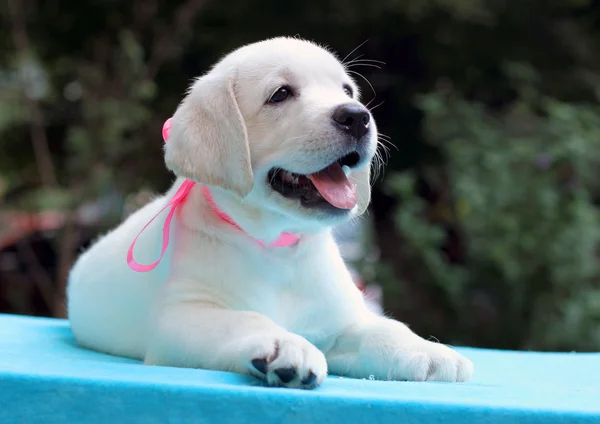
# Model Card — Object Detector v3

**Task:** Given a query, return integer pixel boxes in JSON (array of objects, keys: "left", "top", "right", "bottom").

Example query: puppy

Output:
[{"left": 67, "top": 37, "right": 473, "bottom": 389}]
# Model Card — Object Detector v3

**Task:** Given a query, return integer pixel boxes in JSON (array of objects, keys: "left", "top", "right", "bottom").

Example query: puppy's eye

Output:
[
  {"left": 269, "top": 86, "right": 292, "bottom": 103},
  {"left": 343, "top": 84, "right": 353, "bottom": 98}
]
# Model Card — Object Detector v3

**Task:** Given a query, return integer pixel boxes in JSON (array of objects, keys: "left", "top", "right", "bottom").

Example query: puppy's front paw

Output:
[
  {"left": 394, "top": 341, "right": 473, "bottom": 382},
  {"left": 246, "top": 333, "right": 327, "bottom": 389}
]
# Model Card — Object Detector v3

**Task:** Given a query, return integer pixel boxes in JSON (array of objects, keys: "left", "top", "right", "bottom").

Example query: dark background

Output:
[{"left": 2, "top": 0, "right": 600, "bottom": 351}]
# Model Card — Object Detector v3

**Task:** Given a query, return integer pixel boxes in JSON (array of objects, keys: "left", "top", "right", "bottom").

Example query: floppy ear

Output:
[
  {"left": 164, "top": 74, "right": 253, "bottom": 198},
  {"left": 350, "top": 163, "right": 372, "bottom": 216}
]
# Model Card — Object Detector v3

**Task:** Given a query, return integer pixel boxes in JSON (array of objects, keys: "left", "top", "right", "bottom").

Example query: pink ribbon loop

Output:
[
  {"left": 126, "top": 180, "right": 195, "bottom": 272},
  {"left": 127, "top": 118, "right": 178, "bottom": 273}
]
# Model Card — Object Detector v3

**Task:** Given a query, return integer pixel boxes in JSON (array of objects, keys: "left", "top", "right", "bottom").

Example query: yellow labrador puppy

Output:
[{"left": 67, "top": 37, "right": 473, "bottom": 389}]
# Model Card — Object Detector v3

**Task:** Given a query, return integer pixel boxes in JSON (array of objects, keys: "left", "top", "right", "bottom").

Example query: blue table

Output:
[{"left": 1, "top": 314, "right": 598, "bottom": 423}]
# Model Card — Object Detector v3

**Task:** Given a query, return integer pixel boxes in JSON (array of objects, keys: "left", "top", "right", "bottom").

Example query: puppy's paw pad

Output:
[
  {"left": 251, "top": 358, "right": 269, "bottom": 374},
  {"left": 301, "top": 371, "right": 317, "bottom": 386},
  {"left": 274, "top": 367, "right": 297, "bottom": 383},
  {"left": 249, "top": 336, "right": 327, "bottom": 389}
]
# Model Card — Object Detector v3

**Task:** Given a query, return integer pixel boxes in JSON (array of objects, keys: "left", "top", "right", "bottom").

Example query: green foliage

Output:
[{"left": 387, "top": 78, "right": 600, "bottom": 350}]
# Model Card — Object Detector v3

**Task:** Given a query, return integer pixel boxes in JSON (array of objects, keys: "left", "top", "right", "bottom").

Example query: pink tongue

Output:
[{"left": 307, "top": 163, "right": 357, "bottom": 209}]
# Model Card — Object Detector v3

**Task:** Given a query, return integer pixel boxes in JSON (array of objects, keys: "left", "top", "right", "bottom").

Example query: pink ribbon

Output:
[{"left": 126, "top": 118, "right": 299, "bottom": 273}]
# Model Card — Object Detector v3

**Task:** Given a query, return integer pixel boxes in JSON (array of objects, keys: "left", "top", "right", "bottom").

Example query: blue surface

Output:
[{"left": 1, "top": 314, "right": 598, "bottom": 424}]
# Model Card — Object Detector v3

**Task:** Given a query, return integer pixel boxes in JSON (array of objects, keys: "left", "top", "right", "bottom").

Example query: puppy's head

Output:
[{"left": 165, "top": 37, "right": 378, "bottom": 226}]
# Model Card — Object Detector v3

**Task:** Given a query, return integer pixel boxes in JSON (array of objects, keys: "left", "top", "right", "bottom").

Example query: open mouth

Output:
[{"left": 267, "top": 151, "right": 361, "bottom": 210}]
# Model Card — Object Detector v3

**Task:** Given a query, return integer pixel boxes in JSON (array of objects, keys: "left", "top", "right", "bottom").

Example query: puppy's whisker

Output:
[
  {"left": 365, "top": 96, "right": 379, "bottom": 109},
  {"left": 347, "top": 70, "right": 376, "bottom": 101},
  {"left": 344, "top": 54, "right": 364, "bottom": 65},
  {"left": 377, "top": 144, "right": 391, "bottom": 160},
  {"left": 378, "top": 143, "right": 395, "bottom": 156},
  {"left": 346, "top": 63, "right": 382, "bottom": 70},
  {"left": 341, "top": 39, "right": 369, "bottom": 65},
  {"left": 378, "top": 135, "right": 396, "bottom": 151},
  {"left": 378, "top": 141, "right": 396, "bottom": 152},
  {"left": 368, "top": 100, "right": 385, "bottom": 112},
  {"left": 379, "top": 151, "right": 390, "bottom": 172},
  {"left": 344, "top": 57, "right": 385, "bottom": 76},
  {"left": 348, "top": 213, "right": 365, "bottom": 227},
  {"left": 376, "top": 141, "right": 391, "bottom": 176},
  {"left": 347, "top": 58, "right": 386, "bottom": 66},
  {"left": 372, "top": 150, "right": 386, "bottom": 182}
]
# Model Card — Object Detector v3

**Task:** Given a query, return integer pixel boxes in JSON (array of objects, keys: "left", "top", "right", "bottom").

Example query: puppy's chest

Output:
[
  {"left": 243, "top": 259, "right": 349, "bottom": 350},
  {"left": 192, "top": 241, "right": 353, "bottom": 349},
  {"left": 272, "top": 292, "right": 345, "bottom": 350}
]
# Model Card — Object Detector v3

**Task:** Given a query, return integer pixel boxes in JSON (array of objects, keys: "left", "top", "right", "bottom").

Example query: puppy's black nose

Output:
[{"left": 332, "top": 104, "right": 371, "bottom": 141}]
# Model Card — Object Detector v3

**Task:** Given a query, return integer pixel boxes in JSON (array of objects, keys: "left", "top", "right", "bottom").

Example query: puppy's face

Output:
[{"left": 165, "top": 37, "right": 378, "bottom": 226}]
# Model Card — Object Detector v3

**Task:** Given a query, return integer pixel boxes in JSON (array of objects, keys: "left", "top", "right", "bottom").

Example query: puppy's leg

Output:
[
  {"left": 145, "top": 303, "right": 327, "bottom": 389},
  {"left": 326, "top": 315, "right": 473, "bottom": 382}
]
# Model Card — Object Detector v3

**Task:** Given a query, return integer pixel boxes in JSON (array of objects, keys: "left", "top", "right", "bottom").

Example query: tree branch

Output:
[
  {"left": 15, "top": 240, "right": 55, "bottom": 313},
  {"left": 54, "top": 212, "right": 79, "bottom": 318},
  {"left": 7, "top": 0, "right": 59, "bottom": 188}
]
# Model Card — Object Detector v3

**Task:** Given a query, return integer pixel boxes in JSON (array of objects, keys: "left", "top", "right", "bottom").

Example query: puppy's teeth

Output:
[
  {"left": 292, "top": 177, "right": 299, "bottom": 185},
  {"left": 342, "top": 165, "right": 351, "bottom": 176},
  {"left": 282, "top": 172, "right": 295, "bottom": 183}
]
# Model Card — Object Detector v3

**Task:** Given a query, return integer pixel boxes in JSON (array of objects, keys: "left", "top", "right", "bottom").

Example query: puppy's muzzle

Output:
[{"left": 332, "top": 103, "right": 371, "bottom": 141}]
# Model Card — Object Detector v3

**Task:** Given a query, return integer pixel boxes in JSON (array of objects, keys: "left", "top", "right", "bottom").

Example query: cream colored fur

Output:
[{"left": 67, "top": 37, "right": 473, "bottom": 389}]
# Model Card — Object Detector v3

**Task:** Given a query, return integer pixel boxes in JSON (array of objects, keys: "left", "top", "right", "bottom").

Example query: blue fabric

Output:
[{"left": 1, "top": 314, "right": 598, "bottom": 424}]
